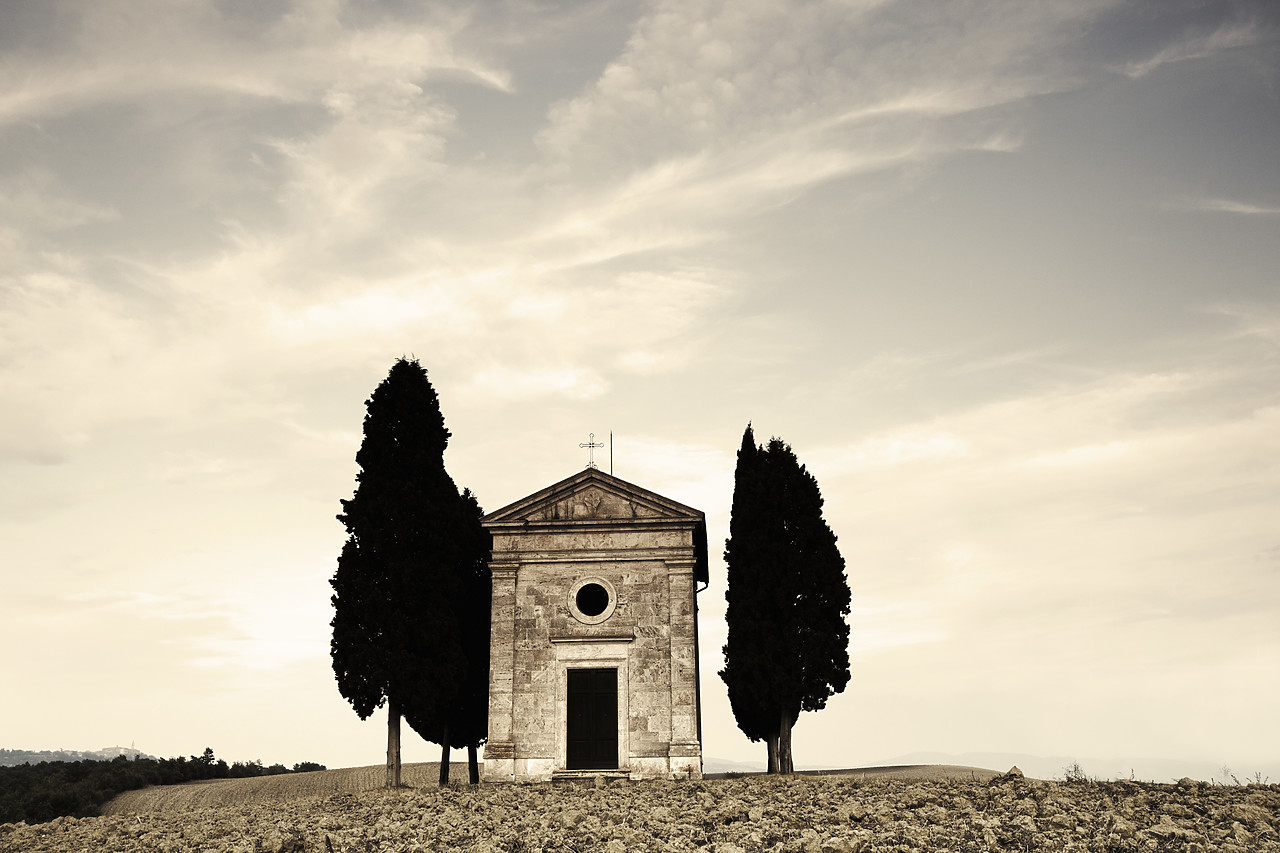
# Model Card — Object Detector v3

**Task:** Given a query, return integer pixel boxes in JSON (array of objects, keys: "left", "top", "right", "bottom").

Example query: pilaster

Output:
[
  {"left": 666, "top": 558, "right": 701, "bottom": 760},
  {"left": 483, "top": 560, "right": 519, "bottom": 782}
]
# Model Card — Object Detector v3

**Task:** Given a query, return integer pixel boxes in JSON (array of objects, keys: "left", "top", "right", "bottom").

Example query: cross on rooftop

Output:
[{"left": 580, "top": 433, "right": 604, "bottom": 469}]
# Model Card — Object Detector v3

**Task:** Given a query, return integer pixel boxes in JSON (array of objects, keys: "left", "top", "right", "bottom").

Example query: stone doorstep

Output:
[{"left": 551, "top": 770, "right": 634, "bottom": 785}]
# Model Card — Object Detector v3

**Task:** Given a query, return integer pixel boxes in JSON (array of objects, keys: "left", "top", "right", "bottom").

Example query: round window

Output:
[
  {"left": 569, "top": 576, "right": 618, "bottom": 625},
  {"left": 576, "top": 583, "right": 609, "bottom": 617}
]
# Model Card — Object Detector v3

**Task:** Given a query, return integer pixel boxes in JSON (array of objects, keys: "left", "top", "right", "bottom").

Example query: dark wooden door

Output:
[{"left": 566, "top": 668, "right": 618, "bottom": 770}]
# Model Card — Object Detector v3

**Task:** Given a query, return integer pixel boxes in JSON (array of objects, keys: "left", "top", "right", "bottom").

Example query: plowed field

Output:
[
  {"left": 102, "top": 762, "right": 472, "bottom": 814},
  {"left": 2, "top": 768, "right": 1276, "bottom": 852}
]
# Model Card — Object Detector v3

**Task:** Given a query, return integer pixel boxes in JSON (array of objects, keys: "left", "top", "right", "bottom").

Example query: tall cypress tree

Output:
[
  {"left": 330, "top": 358, "right": 490, "bottom": 787},
  {"left": 720, "top": 424, "right": 851, "bottom": 773},
  {"left": 719, "top": 425, "right": 783, "bottom": 769},
  {"left": 450, "top": 487, "right": 491, "bottom": 785},
  {"left": 401, "top": 486, "right": 492, "bottom": 786}
]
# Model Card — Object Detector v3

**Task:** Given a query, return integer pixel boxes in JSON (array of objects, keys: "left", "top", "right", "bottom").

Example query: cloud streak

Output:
[{"left": 1171, "top": 197, "right": 1280, "bottom": 216}]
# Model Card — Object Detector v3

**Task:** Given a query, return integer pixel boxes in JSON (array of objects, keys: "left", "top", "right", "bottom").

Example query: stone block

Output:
[
  {"left": 482, "top": 757, "right": 515, "bottom": 783},
  {"left": 515, "top": 758, "right": 555, "bottom": 782}
]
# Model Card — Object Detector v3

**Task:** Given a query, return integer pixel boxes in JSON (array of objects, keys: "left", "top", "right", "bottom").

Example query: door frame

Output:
[{"left": 552, "top": 640, "right": 631, "bottom": 773}]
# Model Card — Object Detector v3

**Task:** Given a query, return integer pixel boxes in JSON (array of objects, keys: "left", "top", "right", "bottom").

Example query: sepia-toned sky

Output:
[{"left": 3, "top": 0, "right": 1278, "bottom": 777}]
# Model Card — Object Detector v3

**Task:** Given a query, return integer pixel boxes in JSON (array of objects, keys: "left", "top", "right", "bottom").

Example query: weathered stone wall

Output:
[{"left": 482, "top": 471, "right": 705, "bottom": 783}]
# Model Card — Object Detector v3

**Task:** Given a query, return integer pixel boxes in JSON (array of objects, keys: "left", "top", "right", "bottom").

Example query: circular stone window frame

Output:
[{"left": 568, "top": 576, "right": 618, "bottom": 625}]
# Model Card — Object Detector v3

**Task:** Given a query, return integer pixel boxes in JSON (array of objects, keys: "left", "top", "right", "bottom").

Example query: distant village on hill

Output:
[{"left": 0, "top": 746, "right": 155, "bottom": 767}]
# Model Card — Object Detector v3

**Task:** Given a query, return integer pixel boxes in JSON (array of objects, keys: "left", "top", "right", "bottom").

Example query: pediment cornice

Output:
[{"left": 482, "top": 469, "right": 704, "bottom": 527}]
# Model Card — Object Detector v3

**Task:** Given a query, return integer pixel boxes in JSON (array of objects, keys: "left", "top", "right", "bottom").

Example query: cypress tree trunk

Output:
[
  {"left": 386, "top": 700, "right": 402, "bottom": 788},
  {"left": 779, "top": 708, "right": 794, "bottom": 774},
  {"left": 767, "top": 734, "right": 780, "bottom": 774},
  {"left": 468, "top": 744, "right": 479, "bottom": 784},
  {"left": 438, "top": 728, "right": 451, "bottom": 786}
]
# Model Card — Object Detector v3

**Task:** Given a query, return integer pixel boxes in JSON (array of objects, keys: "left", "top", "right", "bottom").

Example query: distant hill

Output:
[
  {"left": 873, "top": 751, "right": 1280, "bottom": 784},
  {"left": 702, "top": 756, "right": 766, "bottom": 775},
  {"left": 707, "top": 751, "right": 1279, "bottom": 783},
  {"left": 103, "top": 762, "right": 475, "bottom": 814},
  {"left": 0, "top": 747, "right": 155, "bottom": 766}
]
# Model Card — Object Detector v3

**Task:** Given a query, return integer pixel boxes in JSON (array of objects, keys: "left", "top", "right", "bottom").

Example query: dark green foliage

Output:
[
  {"left": 330, "top": 358, "right": 491, "bottom": 766},
  {"left": 446, "top": 487, "right": 492, "bottom": 774},
  {"left": 0, "top": 750, "right": 325, "bottom": 824},
  {"left": 719, "top": 424, "right": 851, "bottom": 771},
  {"left": 720, "top": 426, "right": 781, "bottom": 745},
  {"left": 227, "top": 760, "right": 291, "bottom": 777}
]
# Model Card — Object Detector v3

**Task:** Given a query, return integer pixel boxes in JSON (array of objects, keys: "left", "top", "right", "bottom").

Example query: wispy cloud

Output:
[
  {"left": 1167, "top": 196, "right": 1280, "bottom": 216},
  {"left": 813, "top": 430, "right": 972, "bottom": 474},
  {"left": 0, "top": 2, "right": 506, "bottom": 125},
  {"left": 1119, "top": 20, "right": 1266, "bottom": 78},
  {"left": 1018, "top": 440, "right": 1132, "bottom": 469},
  {"left": 847, "top": 598, "right": 949, "bottom": 659},
  {"left": 538, "top": 0, "right": 1096, "bottom": 167},
  {"left": 1210, "top": 303, "right": 1280, "bottom": 344},
  {"left": 464, "top": 365, "right": 609, "bottom": 402},
  {"left": 0, "top": 170, "right": 120, "bottom": 230}
]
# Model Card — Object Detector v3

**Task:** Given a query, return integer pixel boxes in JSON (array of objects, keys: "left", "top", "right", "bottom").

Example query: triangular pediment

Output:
[{"left": 483, "top": 469, "right": 703, "bottom": 525}]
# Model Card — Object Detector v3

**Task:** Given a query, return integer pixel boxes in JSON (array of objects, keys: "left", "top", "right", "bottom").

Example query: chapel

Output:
[{"left": 480, "top": 466, "right": 708, "bottom": 782}]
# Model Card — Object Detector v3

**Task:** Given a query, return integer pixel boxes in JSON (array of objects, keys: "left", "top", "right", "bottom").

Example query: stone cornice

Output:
[
  {"left": 483, "top": 468, "right": 704, "bottom": 526},
  {"left": 488, "top": 547, "right": 694, "bottom": 565},
  {"left": 548, "top": 633, "right": 635, "bottom": 644},
  {"left": 665, "top": 558, "right": 698, "bottom": 576}
]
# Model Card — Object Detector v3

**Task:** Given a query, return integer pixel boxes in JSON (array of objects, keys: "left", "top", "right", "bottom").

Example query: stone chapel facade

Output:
[{"left": 480, "top": 468, "right": 708, "bottom": 782}]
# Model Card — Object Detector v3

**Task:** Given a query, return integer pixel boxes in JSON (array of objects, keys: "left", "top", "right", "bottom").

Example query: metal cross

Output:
[{"left": 580, "top": 433, "right": 604, "bottom": 469}]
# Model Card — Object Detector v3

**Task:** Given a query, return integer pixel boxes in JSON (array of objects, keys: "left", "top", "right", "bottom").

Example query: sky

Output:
[{"left": 2, "top": 0, "right": 1278, "bottom": 781}]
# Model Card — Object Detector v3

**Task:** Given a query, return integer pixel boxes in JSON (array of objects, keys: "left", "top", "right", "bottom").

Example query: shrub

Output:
[{"left": 1061, "top": 762, "right": 1092, "bottom": 784}]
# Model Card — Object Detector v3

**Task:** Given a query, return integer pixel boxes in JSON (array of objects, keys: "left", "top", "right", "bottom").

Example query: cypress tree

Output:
[
  {"left": 720, "top": 425, "right": 783, "bottom": 770},
  {"left": 330, "top": 358, "right": 491, "bottom": 787},
  {"left": 720, "top": 424, "right": 851, "bottom": 772},
  {"left": 451, "top": 487, "right": 491, "bottom": 785},
  {"left": 402, "top": 486, "right": 492, "bottom": 785}
]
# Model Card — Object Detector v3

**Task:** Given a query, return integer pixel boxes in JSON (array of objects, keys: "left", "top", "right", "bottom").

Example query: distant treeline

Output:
[
  {"left": 0, "top": 748, "right": 326, "bottom": 825},
  {"left": 0, "top": 748, "right": 154, "bottom": 767}
]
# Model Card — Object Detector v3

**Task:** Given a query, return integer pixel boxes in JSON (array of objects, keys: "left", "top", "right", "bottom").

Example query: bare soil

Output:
[
  {"left": 774, "top": 765, "right": 1001, "bottom": 783},
  {"left": 2, "top": 766, "right": 1277, "bottom": 852},
  {"left": 102, "top": 762, "right": 476, "bottom": 814}
]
